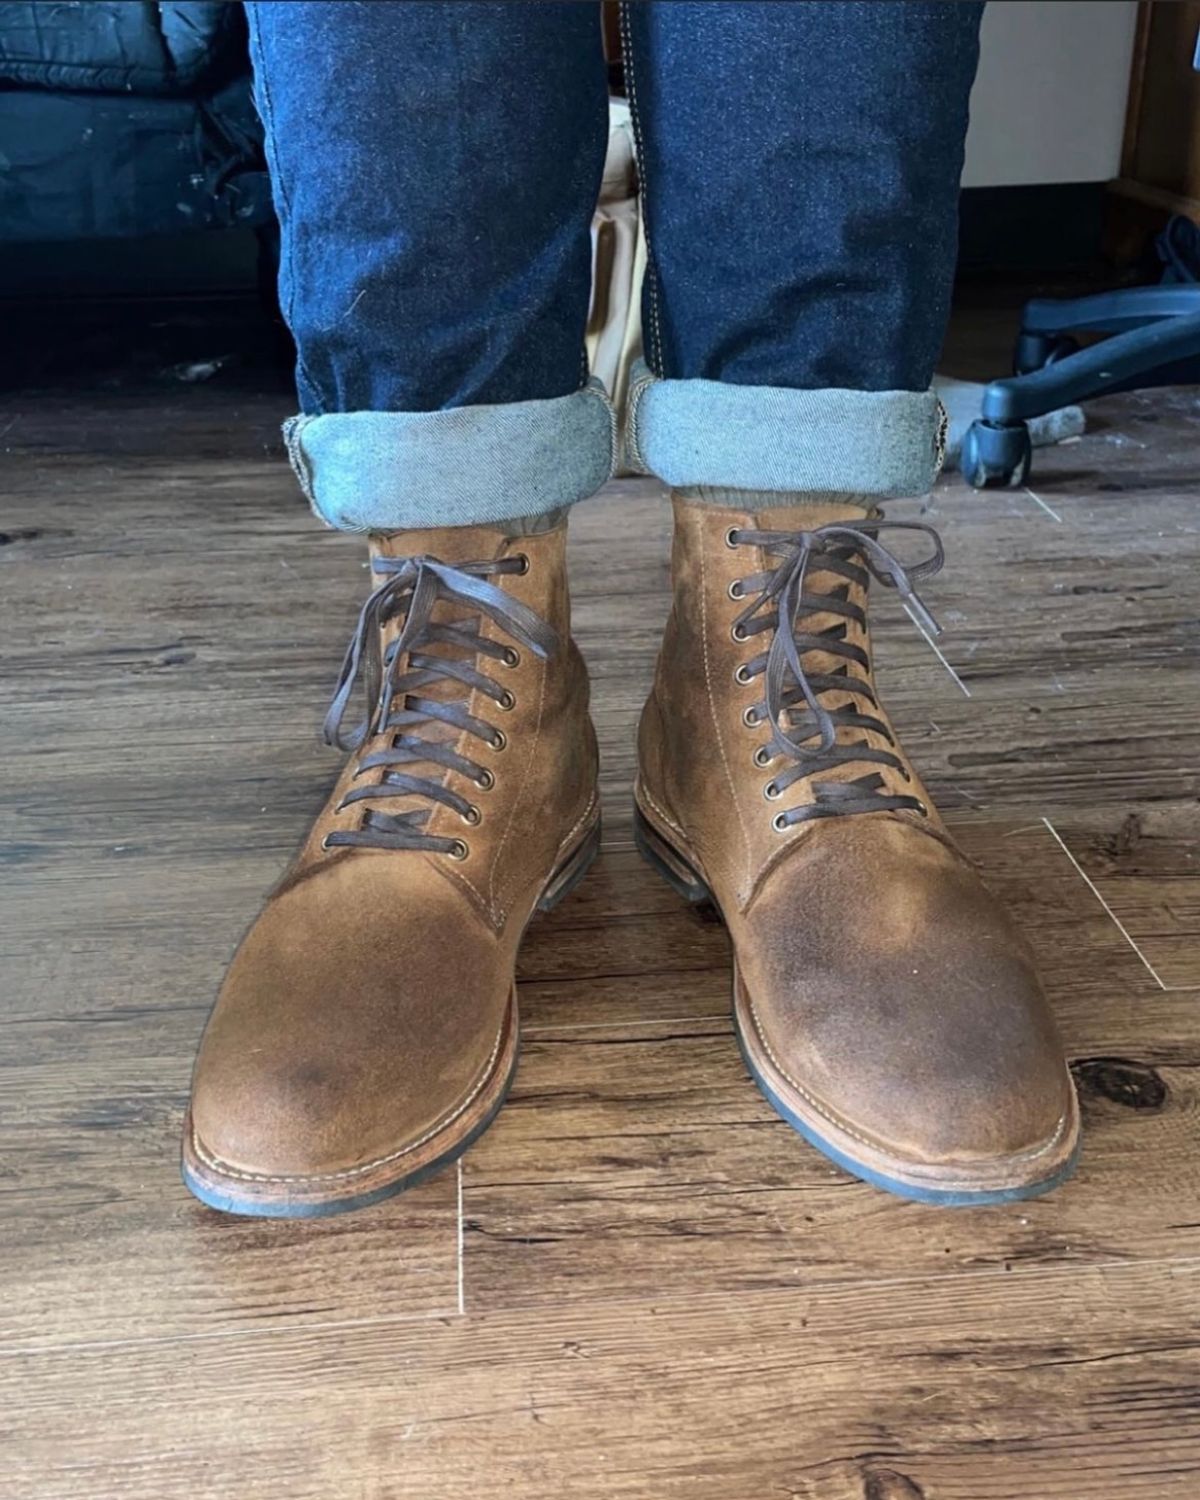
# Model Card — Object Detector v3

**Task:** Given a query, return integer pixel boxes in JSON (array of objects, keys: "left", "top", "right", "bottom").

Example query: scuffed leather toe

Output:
[
  {"left": 190, "top": 855, "right": 509, "bottom": 1182},
  {"left": 736, "top": 817, "right": 1075, "bottom": 1173}
]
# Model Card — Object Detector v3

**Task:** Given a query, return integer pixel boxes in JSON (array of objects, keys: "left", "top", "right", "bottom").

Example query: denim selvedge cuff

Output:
[
  {"left": 282, "top": 379, "right": 616, "bottom": 533},
  {"left": 626, "top": 361, "right": 947, "bottom": 498}
]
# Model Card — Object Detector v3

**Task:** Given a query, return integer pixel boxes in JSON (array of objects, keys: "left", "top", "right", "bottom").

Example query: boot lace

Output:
[
  {"left": 320, "top": 552, "right": 557, "bottom": 855},
  {"left": 726, "top": 520, "right": 944, "bottom": 829}
]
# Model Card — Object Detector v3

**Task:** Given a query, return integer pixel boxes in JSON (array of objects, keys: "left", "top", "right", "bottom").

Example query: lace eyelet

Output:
[
  {"left": 728, "top": 580, "right": 745, "bottom": 601},
  {"left": 753, "top": 746, "right": 772, "bottom": 768},
  {"left": 502, "top": 647, "right": 520, "bottom": 668},
  {"left": 461, "top": 805, "right": 481, "bottom": 826},
  {"left": 730, "top": 622, "right": 747, "bottom": 643},
  {"left": 513, "top": 553, "right": 530, "bottom": 575},
  {"left": 763, "top": 782, "right": 782, "bottom": 802},
  {"left": 475, "top": 768, "right": 495, "bottom": 791},
  {"left": 320, "top": 834, "right": 333, "bottom": 852},
  {"left": 772, "top": 812, "right": 789, "bottom": 833},
  {"left": 447, "top": 839, "right": 470, "bottom": 861},
  {"left": 743, "top": 706, "right": 760, "bottom": 728},
  {"left": 734, "top": 664, "right": 754, "bottom": 686},
  {"left": 724, "top": 527, "right": 740, "bottom": 549},
  {"left": 916, "top": 800, "right": 929, "bottom": 818},
  {"left": 490, "top": 730, "right": 507, "bottom": 751},
  {"left": 497, "top": 689, "right": 516, "bottom": 711}
]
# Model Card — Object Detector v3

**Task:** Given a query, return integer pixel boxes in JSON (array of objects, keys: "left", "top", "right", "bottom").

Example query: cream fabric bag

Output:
[{"left": 587, "top": 99, "right": 646, "bottom": 474}]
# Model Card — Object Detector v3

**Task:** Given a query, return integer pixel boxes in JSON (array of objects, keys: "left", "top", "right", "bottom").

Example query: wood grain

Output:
[
  {"left": 4, "top": 1261, "right": 1198, "bottom": 1499},
  {"left": 2, "top": 293, "right": 1199, "bottom": 1494},
  {"left": 1049, "top": 805, "right": 1200, "bottom": 991}
]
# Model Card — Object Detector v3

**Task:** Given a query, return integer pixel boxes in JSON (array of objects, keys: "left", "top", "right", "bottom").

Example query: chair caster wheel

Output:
[
  {"left": 1013, "top": 332, "right": 1080, "bottom": 375},
  {"left": 962, "top": 420, "right": 1032, "bottom": 489}
]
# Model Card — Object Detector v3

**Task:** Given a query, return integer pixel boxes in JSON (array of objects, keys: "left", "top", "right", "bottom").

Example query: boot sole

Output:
[
  {"left": 181, "top": 816, "right": 601, "bottom": 1219},
  {"left": 633, "top": 797, "right": 1081, "bottom": 1206}
]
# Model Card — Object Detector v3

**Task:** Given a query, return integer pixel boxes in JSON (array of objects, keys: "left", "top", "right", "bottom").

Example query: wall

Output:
[{"left": 964, "top": 0, "right": 1138, "bottom": 187}]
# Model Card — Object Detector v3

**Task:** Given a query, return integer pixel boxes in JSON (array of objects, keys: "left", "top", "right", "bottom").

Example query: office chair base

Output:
[
  {"left": 1013, "top": 332, "right": 1080, "bottom": 376},
  {"left": 962, "top": 420, "right": 1032, "bottom": 489}
]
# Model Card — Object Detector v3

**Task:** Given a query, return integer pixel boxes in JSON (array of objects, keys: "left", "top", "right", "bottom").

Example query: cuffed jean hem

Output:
[
  {"left": 626, "top": 361, "right": 947, "bottom": 498},
  {"left": 282, "top": 380, "right": 617, "bottom": 533}
]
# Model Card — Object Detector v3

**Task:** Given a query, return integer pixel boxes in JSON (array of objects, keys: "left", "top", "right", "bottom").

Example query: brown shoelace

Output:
[
  {"left": 321, "top": 553, "right": 557, "bottom": 854},
  {"left": 726, "top": 520, "right": 944, "bottom": 827}
]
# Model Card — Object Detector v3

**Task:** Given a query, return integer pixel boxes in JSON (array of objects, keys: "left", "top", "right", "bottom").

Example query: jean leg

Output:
[
  {"left": 622, "top": 0, "right": 983, "bottom": 497},
  {"left": 246, "top": 1, "right": 614, "bottom": 529}
]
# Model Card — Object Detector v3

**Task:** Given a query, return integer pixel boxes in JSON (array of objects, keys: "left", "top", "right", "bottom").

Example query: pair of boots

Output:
[{"left": 183, "top": 494, "right": 1079, "bottom": 1217}]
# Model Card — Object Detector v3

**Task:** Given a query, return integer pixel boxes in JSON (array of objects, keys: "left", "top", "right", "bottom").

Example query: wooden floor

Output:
[{"left": 3, "top": 294, "right": 1200, "bottom": 1498}]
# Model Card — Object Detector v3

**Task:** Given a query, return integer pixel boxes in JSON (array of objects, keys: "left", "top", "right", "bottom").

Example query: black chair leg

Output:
[{"left": 964, "top": 306, "right": 1200, "bottom": 489}]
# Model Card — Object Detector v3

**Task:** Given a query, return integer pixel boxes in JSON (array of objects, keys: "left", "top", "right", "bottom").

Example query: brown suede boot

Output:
[
  {"left": 636, "top": 492, "right": 1079, "bottom": 1204},
  {"left": 183, "top": 517, "right": 599, "bottom": 1216}
]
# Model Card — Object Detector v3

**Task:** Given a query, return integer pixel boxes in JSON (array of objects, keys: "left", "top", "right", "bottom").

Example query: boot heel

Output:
[
  {"left": 537, "top": 818, "right": 601, "bottom": 913},
  {"left": 633, "top": 804, "right": 713, "bottom": 905}
]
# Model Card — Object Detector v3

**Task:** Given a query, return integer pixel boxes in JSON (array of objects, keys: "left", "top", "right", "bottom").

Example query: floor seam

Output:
[
  {"left": 902, "top": 600, "right": 973, "bottom": 698},
  {"left": 1023, "top": 484, "right": 1064, "bottom": 523},
  {"left": 456, "top": 1159, "right": 466, "bottom": 1317},
  {"left": 1041, "top": 815, "right": 1168, "bottom": 990}
]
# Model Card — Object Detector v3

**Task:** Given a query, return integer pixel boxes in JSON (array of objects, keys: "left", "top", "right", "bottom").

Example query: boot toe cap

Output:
[
  {"left": 185, "top": 869, "right": 512, "bottom": 1211},
  {"left": 738, "top": 819, "right": 1079, "bottom": 1188}
]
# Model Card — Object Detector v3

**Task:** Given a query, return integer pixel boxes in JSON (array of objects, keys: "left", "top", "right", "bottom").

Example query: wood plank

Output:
[
  {"left": 1049, "top": 805, "right": 1200, "bottom": 991},
  {"left": 4, "top": 1260, "right": 1198, "bottom": 1499},
  {"left": 1, "top": 1006, "right": 461, "bottom": 1348}
]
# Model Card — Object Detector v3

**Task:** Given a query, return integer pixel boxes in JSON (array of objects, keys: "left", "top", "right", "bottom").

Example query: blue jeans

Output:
[{"left": 246, "top": 1, "right": 983, "bottom": 531}]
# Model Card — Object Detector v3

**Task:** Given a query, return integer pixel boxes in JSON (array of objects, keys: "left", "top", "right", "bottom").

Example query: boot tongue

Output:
[
  {"left": 366, "top": 525, "right": 515, "bottom": 729},
  {"left": 369, "top": 507, "right": 566, "bottom": 563},
  {"left": 685, "top": 491, "right": 881, "bottom": 773},
  {"left": 674, "top": 487, "right": 875, "bottom": 531},
  {"left": 357, "top": 526, "right": 516, "bottom": 815},
  {"left": 369, "top": 523, "right": 511, "bottom": 565},
  {"left": 735, "top": 494, "right": 876, "bottom": 532}
]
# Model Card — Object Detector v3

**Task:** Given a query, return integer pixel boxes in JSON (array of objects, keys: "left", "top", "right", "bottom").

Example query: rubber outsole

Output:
[
  {"left": 633, "top": 799, "right": 1080, "bottom": 1207},
  {"left": 182, "top": 817, "right": 601, "bottom": 1219}
]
